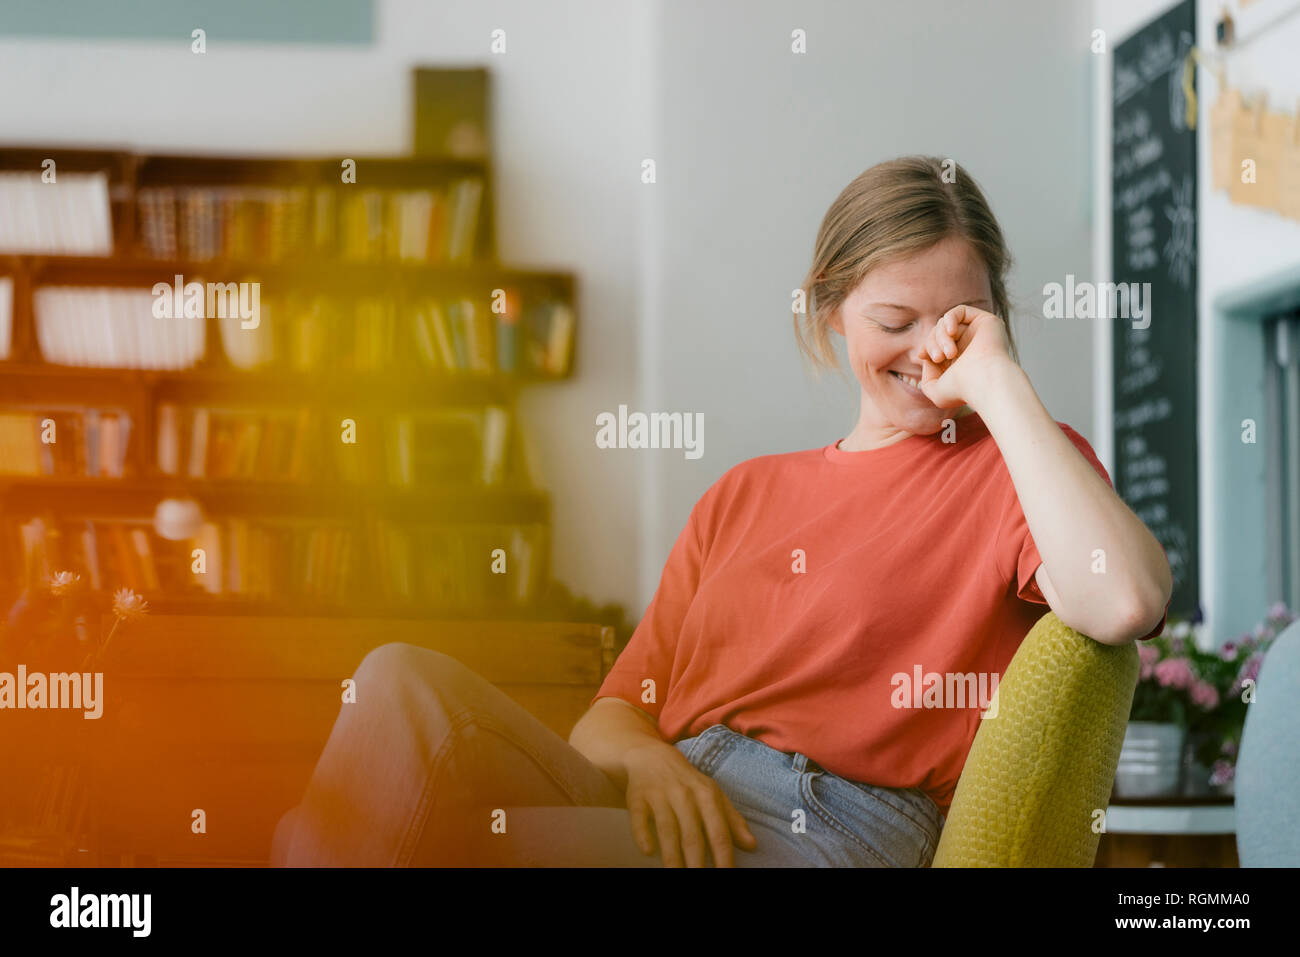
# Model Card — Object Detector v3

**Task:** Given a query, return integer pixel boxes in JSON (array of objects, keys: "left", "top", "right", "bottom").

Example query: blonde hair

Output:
[{"left": 794, "top": 156, "right": 1019, "bottom": 378}]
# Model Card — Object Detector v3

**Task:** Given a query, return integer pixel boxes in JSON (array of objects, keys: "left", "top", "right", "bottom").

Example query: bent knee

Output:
[{"left": 353, "top": 641, "right": 468, "bottom": 688}]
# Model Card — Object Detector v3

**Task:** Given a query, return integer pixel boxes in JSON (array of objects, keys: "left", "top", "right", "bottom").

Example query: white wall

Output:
[
  {"left": 0, "top": 0, "right": 1115, "bottom": 622},
  {"left": 0, "top": 0, "right": 651, "bottom": 615},
  {"left": 1092, "top": 0, "right": 1300, "bottom": 642},
  {"left": 643, "top": 0, "right": 1098, "bottom": 602}
]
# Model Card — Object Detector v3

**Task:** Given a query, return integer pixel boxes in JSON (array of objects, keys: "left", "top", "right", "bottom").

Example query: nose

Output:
[{"left": 908, "top": 322, "right": 937, "bottom": 363}]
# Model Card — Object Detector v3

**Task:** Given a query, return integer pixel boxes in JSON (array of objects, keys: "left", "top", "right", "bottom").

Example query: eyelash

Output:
[{"left": 878, "top": 321, "right": 913, "bottom": 334}]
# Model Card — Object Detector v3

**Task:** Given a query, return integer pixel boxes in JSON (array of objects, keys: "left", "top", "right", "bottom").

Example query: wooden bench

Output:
[{"left": 65, "top": 616, "right": 614, "bottom": 866}]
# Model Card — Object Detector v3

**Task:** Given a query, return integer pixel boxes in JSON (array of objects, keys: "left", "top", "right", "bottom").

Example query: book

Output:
[
  {"left": 0, "top": 408, "right": 131, "bottom": 477},
  {"left": 187, "top": 408, "right": 210, "bottom": 477},
  {"left": 413, "top": 68, "right": 490, "bottom": 159},
  {"left": 0, "top": 171, "right": 113, "bottom": 254},
  {"left": 3, "top": 512, "right": 547, "bottom": 609},
  {"left": 33, "top": 286, "right": 205, "bottom": 370},
  {"left": 0, "top": 276, "right": 13, "bottom": 360},
  {"left": 137, "top": 185, "right": 311, "bottom": 261},
  {"left": 193, "top": 522, "right": 223, "bottom": 594},
  {"left": 157, "top": 403, "right": 180, "bottom": 475}
]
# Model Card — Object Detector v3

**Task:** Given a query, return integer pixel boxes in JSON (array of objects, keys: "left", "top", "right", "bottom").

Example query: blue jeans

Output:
[{"left": 271, "top": 642, "right": 945, "bottom": 867}]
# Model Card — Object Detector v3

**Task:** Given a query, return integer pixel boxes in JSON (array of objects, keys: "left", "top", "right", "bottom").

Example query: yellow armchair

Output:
[{"left": 931, "top": 611, "right": 1140, "bottom": 867}]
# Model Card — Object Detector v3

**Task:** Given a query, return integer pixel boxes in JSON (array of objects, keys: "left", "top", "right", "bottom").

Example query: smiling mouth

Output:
[{"left": 889, "top": 370, "right": 923, "bottom": 392}]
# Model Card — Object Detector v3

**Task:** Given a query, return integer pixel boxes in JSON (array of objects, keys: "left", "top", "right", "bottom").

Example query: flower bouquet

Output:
[
  {"left": 0, "top": 573, "right": 148, "bottom": 864},
  {"left": 1182, "top": 602, "right": 1292, "bottom": 791},
  {"left": 1128, "top": 602, "right": 1292, "bottom": 795}
]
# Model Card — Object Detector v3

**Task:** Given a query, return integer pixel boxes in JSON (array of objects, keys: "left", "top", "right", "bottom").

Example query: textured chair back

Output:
[
  {"left": 932, "top": 611, "right": 1139, "bottom": 867},
  {"left": 1235, "top": 619, "right": 1300, "bottom": 866}
]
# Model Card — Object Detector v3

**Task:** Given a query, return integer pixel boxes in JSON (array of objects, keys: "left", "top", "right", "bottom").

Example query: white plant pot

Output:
[{"left": 1114, "top": 721, "right": 1185, "bottom": 798}]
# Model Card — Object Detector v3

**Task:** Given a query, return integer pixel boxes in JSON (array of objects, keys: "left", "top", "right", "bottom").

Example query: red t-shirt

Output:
[{"left": 592, "top": 412, "right": 1170, "bottom": 817}]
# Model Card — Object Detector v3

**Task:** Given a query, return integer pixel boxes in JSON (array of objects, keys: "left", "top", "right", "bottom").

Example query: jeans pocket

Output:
[
  {"left": 812, "top": 776, "right": 937, "bottom": 867},
  {"left": 846, "top": 781, "right": 942, "bottom": 847}
]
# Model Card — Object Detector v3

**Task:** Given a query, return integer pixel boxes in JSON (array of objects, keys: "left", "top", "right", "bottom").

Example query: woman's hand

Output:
[
  {"left": 916, "top": 304, "right": 1015, "bottom": 409},
  {"left": 622, "top": 740, "right": 757, "bottom": 867}
]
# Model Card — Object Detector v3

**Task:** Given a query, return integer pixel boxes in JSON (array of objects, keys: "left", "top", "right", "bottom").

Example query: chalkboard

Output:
[{"left": 1111, "top": 0, "right": 1200, "bottom": 620}]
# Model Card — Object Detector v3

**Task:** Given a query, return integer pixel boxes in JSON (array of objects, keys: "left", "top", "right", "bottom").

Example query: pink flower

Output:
[
  {"left": 1219, "top": 641, "right": 1237, "bottom": 661},
  {"left": 1230, "top": 654, "right": 1264, "bottom": 697},
  {"left": 112, "top": 588, "right": 149, "bottom": 623},
  {"left": 1210, "top": 760, "right": 1235, "bottom": 786},
  {"left": 49, "top": 571, "right": 82, "bottom": 597},
  {"left": 1138, "top": 643, "right": 1159, "bottom": 680},
  {"left": 1189, "top": 679, "right": 1219, "bottom": 710},
  {"left": 1240, "top": 654, "right": 1262, "bottom": 684},
  {"left": 1267, "top": 601, "right": 1290, "bottom": 621},
  {"left": 1154, "top": 657, "right": 1194, "bottom": 690}
]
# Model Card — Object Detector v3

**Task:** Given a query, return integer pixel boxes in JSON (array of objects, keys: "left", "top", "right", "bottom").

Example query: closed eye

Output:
[{"left": 876, "top": 321, "right": 913, "bottom": 333}]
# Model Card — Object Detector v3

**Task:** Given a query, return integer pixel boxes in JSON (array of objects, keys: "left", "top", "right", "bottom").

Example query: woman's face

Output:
[{"left": 829, "top": 235, "right": 994, "bottom": 436}]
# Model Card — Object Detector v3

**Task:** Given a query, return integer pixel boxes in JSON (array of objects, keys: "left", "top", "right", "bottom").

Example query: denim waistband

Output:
[{"left": 679, "top": 723, "right": 944, "bottom": 831}]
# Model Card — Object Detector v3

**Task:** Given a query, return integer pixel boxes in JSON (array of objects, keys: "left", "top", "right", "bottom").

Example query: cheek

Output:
[{"left": 848, "top": 333, "right": 890, "bottom": 372}]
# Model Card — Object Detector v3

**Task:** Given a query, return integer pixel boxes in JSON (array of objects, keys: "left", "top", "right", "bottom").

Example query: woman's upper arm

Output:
[
  {"left": 586, "top": 501, "right": 709, "bottom": 720},
  {"left": 1034, "top": 563, "right": 1062, "bottom": 609}
]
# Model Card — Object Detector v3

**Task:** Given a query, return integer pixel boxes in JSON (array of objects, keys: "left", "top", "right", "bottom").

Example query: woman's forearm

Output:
[
  {"left": 568, "top": 697, "right": 672, "bottom": 791},
  {"left": 970, "top": 359, "right": 1172, "bottom": 644}
]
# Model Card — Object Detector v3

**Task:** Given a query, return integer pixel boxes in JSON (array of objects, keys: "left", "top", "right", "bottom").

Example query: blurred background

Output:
[{"left": 0, "top": 0, "right": 1296, "bottom": 868}]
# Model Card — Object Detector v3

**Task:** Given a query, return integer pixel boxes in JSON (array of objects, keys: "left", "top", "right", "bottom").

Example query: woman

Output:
[{"left": 273, "top": 156, "right": 1172, "bottom": 868}]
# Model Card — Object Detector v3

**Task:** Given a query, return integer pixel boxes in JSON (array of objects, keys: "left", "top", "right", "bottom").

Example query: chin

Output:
[
  {"left": 903, "top": 412, "right": 946, "bottom": 433},
  {"left": 897, "top": 403, "right": 960, "bottom": 432}
]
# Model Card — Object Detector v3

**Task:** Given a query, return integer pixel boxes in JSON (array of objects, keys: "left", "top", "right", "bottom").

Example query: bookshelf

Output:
[{"left": 0, "top": 142, "right": 577, "bottom": 621}]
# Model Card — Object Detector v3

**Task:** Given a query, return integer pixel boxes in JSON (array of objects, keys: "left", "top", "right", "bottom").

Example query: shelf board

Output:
[
  {"left": 0, "top": 476, "right": 549, "bottom": 520},
  {"left": 135, "top": 595, "right": 544, "bottom": 619},
  {"left": 0, "top": 146, "right": 487, "bottom": 178},
  {"left": 5, "top": 253, "right": 574, "bottom": 289},
  {"left": 135, "top": 151, "right": 489, "bottom": 184},
  {"left": 0, "top": 362, "right": 569, "bottom": 400}
]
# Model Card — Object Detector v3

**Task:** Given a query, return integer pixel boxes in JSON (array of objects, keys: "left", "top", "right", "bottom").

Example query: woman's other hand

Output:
[{"left": 621, "top": 740, "right": 758, "bottom": 867}]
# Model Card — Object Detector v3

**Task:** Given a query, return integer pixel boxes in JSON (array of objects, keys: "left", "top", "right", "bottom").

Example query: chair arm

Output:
[{"left": 931, "top": 611, "right": 1139, "bottom": 867}]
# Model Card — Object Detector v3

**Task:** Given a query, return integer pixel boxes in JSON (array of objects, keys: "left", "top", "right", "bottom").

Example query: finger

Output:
[
  {"left": 921, "top": 329, "right": 943, "bottom": 364},
  {"left": 694, "top": 786, "right": 738, "bottom": 867},
  {"left": 958, "top": 313, "right": 982, "bottom": 346},
  {"left": 719, "top": 792, "right": 758, "bottom": 851},
  {"left": 665, "top": 787, "right": 710, "bottom": 868},
  {"left": 940, "top": 324, "right": 959, "bottom": 360},
  {"left": 625, "top": 794, "right": 655, "bottom": 856},
  {"left": 945, "top": 303, "right": 981, "bottom": 327},
  {"left": 929, "top": 322, "right": 953, "bottom": 360},
  {"left": 926, "top": 332, "right": 948, "bottom": 364},
  {"left": 647, "top": 795, "right": 683, "bottom": 867},
  {"left": 938, "top": 311, "right": 968, "bottom": 358}
]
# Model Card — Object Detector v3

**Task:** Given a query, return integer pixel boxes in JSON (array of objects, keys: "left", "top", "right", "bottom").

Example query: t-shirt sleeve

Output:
[
  {"left": 999, "top": 422, "right": 1169, "bottom": 641},
  {"left": 589, "top": 500, "right": 707, "bottom": 723}
]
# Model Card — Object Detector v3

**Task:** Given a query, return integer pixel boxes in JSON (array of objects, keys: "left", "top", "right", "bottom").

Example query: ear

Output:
[{"left": 828, "top": 308, "right": 844, "bottom": 335}]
